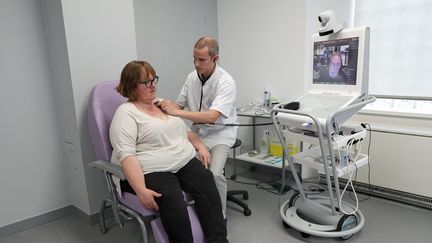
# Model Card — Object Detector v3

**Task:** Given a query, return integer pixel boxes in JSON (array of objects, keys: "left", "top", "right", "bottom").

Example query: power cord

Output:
[
  {"left": 349, "top": 123, "right": 372, "bottom": 202},
  {"left": 335, "top": 125, "right": 365, "bottom": 215},
  {"left": 338, "top": 160, "right": 359, "bottom": 215},
  {"left": 228, "top": 173, "right": 288, "bottom": 195},
  {"left": 193, "top": 122, "right": 274, "bottom": 127},
  {"left": 337, "top": 122, "right": 374, "bottom": 213}
]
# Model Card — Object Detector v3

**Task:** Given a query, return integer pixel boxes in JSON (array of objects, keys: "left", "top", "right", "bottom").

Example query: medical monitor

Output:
[{"left": 309, "top": 27, "right": 370, "bottom": 98}]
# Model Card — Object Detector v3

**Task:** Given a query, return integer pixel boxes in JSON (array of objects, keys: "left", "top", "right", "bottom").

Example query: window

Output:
[
  {"left": 354, "top": 0, "right": 432, "bottom": 116},
  {"left": 354, "top": 0, "right": 432, "bottom": 99}
]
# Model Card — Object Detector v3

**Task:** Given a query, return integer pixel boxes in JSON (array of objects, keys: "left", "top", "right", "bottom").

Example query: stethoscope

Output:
[
  {"left": 194, "top": 63, "right": 272, "bottom": 127},
  {"left": 197, "top": 63, "right": 217, "bottom": 112}
]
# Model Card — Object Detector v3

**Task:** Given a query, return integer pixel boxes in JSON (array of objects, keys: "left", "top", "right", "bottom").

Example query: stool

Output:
[{"left": 227, "top": 139, "right": 252, "bottom": 216}]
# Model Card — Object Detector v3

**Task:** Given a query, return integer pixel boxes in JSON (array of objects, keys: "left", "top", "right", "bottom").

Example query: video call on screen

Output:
[{"left": 313, "top": 37, "right": 359, "bottom": 85}]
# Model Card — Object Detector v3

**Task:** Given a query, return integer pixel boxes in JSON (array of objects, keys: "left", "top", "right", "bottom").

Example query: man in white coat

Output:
[{"left": 160, "top": 36, "right": 237, "bottom": 220}]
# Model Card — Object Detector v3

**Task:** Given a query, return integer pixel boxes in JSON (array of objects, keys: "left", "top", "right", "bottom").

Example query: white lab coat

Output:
[{"left": 177, "top": 65, "right": 238, "bottom": 149}]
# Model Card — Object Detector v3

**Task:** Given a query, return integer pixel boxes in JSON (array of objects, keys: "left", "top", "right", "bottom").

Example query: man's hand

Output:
[
  {"left": 136, "top": 188, "right": 162, "bottom": 210},
  {"left": 159, "top": 100, "right": 180, "bottom": 116}
]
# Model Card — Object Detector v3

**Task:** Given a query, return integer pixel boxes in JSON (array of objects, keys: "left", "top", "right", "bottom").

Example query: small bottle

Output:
[
  {"left": 264, "top": 88, "right": 271, "bottom": 108},
  {"left": 286, "top": 138, "right": 299, "bottom": 156},
  {"left": 260, "top": 130, "right": 270, "bottom": 155}
]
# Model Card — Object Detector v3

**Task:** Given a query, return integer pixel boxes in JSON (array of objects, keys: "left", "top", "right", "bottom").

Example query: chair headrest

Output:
[{"left": 88, "top": 81, "right": 127, "bottom": 161}]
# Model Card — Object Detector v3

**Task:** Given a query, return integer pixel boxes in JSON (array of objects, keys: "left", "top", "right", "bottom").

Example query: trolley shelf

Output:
[
  {"left": 291, "top": 146, "right": 368, "bottom": 177},
  {"left": 236, "top": 152, "right": 284, "bottom": 169}
]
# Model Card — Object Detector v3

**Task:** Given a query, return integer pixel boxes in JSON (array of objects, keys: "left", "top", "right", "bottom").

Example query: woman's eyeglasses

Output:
[{"left": 139, "top": 76, "right": 159, "bottom": 87}]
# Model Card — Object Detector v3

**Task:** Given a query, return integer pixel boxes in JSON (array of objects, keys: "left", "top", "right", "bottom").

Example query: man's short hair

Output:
[{"left": 194, "top": 36, "right": 219, "bottom": 57}]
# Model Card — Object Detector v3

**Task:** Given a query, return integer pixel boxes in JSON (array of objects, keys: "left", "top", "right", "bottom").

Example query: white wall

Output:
[
  {"left": 217, "top": 0, "right": 353, "bottom": 151},
  {"left": 348, "top": 113, "right": 432, "bottom": 197},
  {"left": 0, "top": 0, "right": 69, "bottom": 227},
  {"left": 304, "top": 0, "right": 354, "bottom": 90},
  {"left": 217, "top": 0, "right": 354, "bottom": 107},
  {"left": 218, "top": 0, "right": 306, "bottom": 107},
  {"left": 217, "top": 0, "right": 307, "bottom": 152},
  {"left": 134, "top": 0, "right": 218, "bottom": 101}
]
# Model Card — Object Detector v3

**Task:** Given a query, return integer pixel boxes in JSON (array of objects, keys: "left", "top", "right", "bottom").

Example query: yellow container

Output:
[
  {"left": 286, "top": 143, "right": 299, "bottom": 156},
  {"left": 269, "top": 143, "right": 283, "bottom": 157},
  {"left": 269, "top": 142, "right": 299, "bottom": 157}
]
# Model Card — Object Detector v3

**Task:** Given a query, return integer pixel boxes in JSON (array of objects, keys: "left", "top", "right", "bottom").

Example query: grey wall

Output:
[
  {"left": 0, "top": 0, "right": 217, "bottom": 229},
  {"left": 134, "top": 0, "right": 218, "bottom": 101},
  {"left": 0, "top": 0, "right": 69, "bottom": 227},
  {"left": 56, "top": 0, "right": 138, "bottom": 214}
]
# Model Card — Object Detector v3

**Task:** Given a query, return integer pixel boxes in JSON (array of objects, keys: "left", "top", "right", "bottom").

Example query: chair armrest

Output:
[{"left": 88, "top": 160, "right": 125, "bottom": 180}]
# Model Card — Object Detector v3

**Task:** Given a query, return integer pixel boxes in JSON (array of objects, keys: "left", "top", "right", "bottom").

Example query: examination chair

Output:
[{"left": 87, "top": 80, "right": 204, "bottom": 243}]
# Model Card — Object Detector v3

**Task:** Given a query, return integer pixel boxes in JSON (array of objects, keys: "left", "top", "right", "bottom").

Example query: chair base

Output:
[
  {"left": 227, "top": 190, "right": 252, "bottom": 216},
  {"left": 229, "top": 138, "right": 252, "bottom": 217}
]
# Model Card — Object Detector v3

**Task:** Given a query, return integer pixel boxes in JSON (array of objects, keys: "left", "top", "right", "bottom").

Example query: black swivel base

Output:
[
  {"left": 227, "top": 138, "right": 252, "bottom": 216},
  {"left": 227, "top": 190, "right": 252, "bottom": 216}
]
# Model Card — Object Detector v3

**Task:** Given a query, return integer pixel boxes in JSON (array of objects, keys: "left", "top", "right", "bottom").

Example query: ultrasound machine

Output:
[{"left": 271, "top": 11, "right": 375, "bottom": 240}]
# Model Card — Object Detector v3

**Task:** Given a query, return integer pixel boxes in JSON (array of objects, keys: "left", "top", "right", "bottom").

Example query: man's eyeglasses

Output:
[{"left": 139, "top": 76, "right": 159, "bottom": 87}]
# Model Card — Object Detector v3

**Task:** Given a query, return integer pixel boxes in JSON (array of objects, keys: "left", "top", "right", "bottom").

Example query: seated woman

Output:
[{"left": 110, "top": 60, "right": 228, "bottom": 243}]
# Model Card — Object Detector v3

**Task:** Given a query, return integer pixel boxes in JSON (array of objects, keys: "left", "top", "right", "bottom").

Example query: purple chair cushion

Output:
[
  {"left": 88, "top": 81, "right": 127, "bottom": 161},
  {"left": 118, "top": 191, "right": 194, "bottom": 217},
  {"left": 119, "top": 192, "right": 157, "bottom": 217}
]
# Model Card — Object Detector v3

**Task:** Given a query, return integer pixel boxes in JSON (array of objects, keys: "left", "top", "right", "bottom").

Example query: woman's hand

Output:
[
  {"left": 136, "top": 188, "right": 162, "bottom": 210},
  {"left": 197, "top": 147, "right": 211, "bottom": 169}
]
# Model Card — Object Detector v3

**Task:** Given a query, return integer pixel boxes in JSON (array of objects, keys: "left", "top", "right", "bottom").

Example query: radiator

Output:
[{"left": 321, "top": 118, "right": 432, "bottom": 210}]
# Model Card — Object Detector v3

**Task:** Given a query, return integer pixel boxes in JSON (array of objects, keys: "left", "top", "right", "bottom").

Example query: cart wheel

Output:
[
  {"left": 336, "top": 214, "right": 357, "bottom": 240},
  {"left": 288, "top": 191, "right": 303, "bottom": 207},
  {"left": 301, "top": 232, "right": 311, "bottom": 238}
]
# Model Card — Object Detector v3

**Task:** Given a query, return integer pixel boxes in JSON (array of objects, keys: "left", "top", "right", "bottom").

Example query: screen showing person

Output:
[{"left": 313, "top": 37, "right": 359, "bottom": 85}]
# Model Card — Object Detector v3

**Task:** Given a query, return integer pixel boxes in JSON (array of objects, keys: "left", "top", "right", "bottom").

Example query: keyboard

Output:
[{"left": 297, "top": 93, "right": 354, "bottom": 119}]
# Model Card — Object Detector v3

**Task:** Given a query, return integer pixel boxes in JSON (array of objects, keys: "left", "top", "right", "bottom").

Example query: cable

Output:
[
  {"left": 334, "top": 129, "right": 364, "bottom": 215},
  {"left": 335, "top": 122, "right": 375, "bottom": 213},
  {"left": 338, "top": 159, "right": 359, "bottom": 215},
  {"left": 349, "top": 123, "right": 372, "bottom": 202},
  {"left": 193, "top": 122, "right": 274, "bottom": 127},
  {"left": 228, "top": 173, "right": 287, "bottom": 195}
]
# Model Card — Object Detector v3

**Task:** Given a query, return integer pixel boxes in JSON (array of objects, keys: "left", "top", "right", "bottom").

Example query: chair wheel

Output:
[
  {"left": 230, "top": 174, "right": 237, "bottom": 180},
  {"left": 243, "top": 208, "right": 252, "bottom": 216}
]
